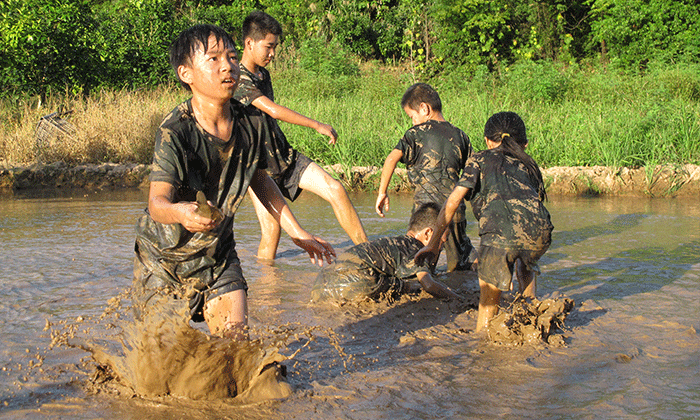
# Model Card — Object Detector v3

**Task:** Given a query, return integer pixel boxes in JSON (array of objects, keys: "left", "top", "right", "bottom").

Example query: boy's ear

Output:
[
  {"left": 244, "top": 37, "right": 254, "bottom": 51},
  {"left": 177, "top": 64, "right": 193, "bottom": 86},
  {"left": 419, "top": 102, "right": 431, "bottom": 116}
]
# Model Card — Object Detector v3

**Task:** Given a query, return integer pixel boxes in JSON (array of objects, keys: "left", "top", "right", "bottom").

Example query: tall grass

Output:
[{"left": 1, "top": 62, "right": 698, "bottom": 171}]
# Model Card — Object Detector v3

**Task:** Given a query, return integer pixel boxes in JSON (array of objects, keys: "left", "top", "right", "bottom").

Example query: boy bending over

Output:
[{"left": 312, "top": 203, "right": 460, "bottom": 303}]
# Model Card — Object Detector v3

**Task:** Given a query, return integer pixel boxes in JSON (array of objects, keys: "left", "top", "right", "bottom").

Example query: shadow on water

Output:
[
  {"left": 549, "top": 213, "right": 648, "bottom": 251},
  {"left": 546, "top": 240, "right": 700, "bottom": 303}
]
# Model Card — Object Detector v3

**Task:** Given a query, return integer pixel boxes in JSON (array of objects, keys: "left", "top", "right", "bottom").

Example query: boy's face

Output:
[
  {"left": 246, "top": 33, "right": 279, "bottom": 68},
  {"left": 178, "top": 34, "right": 240, "bottom": 101},
  {"left": 403, "top": 103, "right": 431, "bottom": 126}
]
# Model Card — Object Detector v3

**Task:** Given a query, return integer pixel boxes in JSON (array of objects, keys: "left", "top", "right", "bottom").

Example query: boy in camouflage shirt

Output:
[
  {"left": 376, "top": 83, "right": 477, "bottom": 272},
  {"left": 312, "top": 203, "right": 460, "bottom": 303},
  {"left": 133, "top": 24, "right": 334, "bottom": 340},
  {"left": 234, "top": 11, "right": 367, "bottom": 260}
]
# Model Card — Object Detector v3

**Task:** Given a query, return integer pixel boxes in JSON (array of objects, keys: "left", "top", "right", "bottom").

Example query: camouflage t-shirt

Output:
[
  {"left": 312, "top": 235, "right": 429, "bottom": 302},
  {"left": 396, "top": 120, "right": 472, "bottom": 206},
  {"left": 457, "top": 148, "right": 553, "bottom": 250},
  {"left": 233, "top": 65, "right": 297, "bottom": 178},
  {"left": 134, "top": 98, "right": 266, "bottom": 290}
]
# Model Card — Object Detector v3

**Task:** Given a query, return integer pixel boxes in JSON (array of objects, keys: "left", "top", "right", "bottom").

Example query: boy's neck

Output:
[
  {"left": 190, "top": 94, "right": 233, "bottom": 141},
  {"left": 240, "top": 54, "right": 260, "bottom": 76},
  {"left": 428, "top": 111, "right": 446, "bottom": 123}
]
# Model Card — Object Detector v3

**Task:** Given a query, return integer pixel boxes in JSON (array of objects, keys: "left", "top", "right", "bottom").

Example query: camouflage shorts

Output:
[
  {"left": 271, "top": 153, "right": 313, "bottom": 202},
  {"left": 477, "top": 244, "right": 549, "bottom": 292}
]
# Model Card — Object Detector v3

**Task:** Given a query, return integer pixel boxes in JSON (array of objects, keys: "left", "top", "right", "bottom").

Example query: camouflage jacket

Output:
[
  {"left": 458, "top": 148, "right": 553, "bottom": 250},
  {"left": 135, "top": 98, "right": 266, "bottom": 287},
  {"left": 233, "top": 65, "right": 297, "bottom": 178},
  {"left": 396, "top": 120, "right": 472, "bottom": 207}
]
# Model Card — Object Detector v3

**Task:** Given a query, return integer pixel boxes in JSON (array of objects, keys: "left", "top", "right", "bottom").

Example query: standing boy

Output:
[
  {"left": 132, "top": 24, "right": 334, "bottom": 340},
  {"left": 376, "top": 83, "right": 477, "bottom": 272},
  {"left": 234, "top": 11, "right": 368, "bottom": 260},
  {"left": 312, "top": 203, "right": 460, "bottom": 303}
]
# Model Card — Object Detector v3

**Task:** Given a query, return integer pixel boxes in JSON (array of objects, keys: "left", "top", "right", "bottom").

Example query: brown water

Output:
[{"left": 0, "top": 189, "right": 698, "bottom": 419}]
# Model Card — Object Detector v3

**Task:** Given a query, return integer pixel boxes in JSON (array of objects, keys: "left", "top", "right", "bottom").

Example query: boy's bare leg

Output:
[
  {"left": 516, "top": 259, "right": 536, "bottom": 298},
  {"left": 204, "top": 289, "right": 248, "bottom": 341},
  {"left": 298, "top": 162, "right": 368, "bottom": 245},
  {"left": 248, "top": 186, "right": 282, "bottom": 260},
  {"left": 476, "top": 278, "right": 502, "bottom": 332}
]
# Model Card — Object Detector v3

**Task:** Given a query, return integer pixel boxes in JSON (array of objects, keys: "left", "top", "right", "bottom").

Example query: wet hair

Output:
[
  {"left": 401, "top": 83, "right": 442, "bottom": 113},
  {"left": 242, "top": 11, "right": 283, "bottom": 42},
  {"left": 484, "top": 111, "right": 547, "bottom": 201},
  {"left": 409, "top": 202, "right": 441, "bottom": 232},
  {"left": 169, "top": 24, "right": 236, "bottom": 91}
]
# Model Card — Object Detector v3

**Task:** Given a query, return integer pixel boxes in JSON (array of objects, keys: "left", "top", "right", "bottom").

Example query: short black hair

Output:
[
  {"left": 242, "top": 11, "right": 283, "bottom": 42},
  {"left": 169, "top": 24, "right": 236, "bottom": 91},
  {"left": 409, "top": 202, "right": 441, "bottom": 232},
  {"left": 401, "top": 83, "right": 442, "bottom": 113}
]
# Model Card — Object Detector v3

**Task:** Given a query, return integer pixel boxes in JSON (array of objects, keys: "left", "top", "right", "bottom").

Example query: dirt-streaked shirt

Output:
[
  {"left": 396, "top": 120, "right": 472, "bottom": 206},
  {"left": 457, "top": 148, "right": 553, "bottom": 250},
  {"left": 233, "top": 65, "right": 297, "bottom": 178},
  {"left": 135, "top": 98, "right": 266, "bottom": 291},
  {"left": 312, "top": 235, "right": 429, "bottom": 302}
]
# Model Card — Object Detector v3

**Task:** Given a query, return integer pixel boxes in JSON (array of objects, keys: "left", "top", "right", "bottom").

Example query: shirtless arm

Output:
[
  {"left": 375, "top": 149, "right": 403, "bottom": 217},
  {"left": 251, "top": 95, "right": 337, "bottom": 144}
]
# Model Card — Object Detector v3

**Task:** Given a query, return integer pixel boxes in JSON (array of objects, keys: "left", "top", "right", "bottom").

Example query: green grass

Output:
[{"left": 1, "top": 61, "right": 698, "bottom": 172}]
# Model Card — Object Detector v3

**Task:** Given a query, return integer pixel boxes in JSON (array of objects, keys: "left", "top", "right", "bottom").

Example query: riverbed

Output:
[{"left": 0, "top": 189, "right": 698, "bottom": 419}]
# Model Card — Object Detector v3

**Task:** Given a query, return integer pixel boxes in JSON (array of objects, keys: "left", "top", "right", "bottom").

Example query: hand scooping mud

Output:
[{"left": 194, "top": 191, "right": 224, "bottom": 225}]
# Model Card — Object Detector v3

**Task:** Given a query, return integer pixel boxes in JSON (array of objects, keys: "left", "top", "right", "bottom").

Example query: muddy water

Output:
[{"left": 0, "top": 190, "right": 698, "bottom": 419}]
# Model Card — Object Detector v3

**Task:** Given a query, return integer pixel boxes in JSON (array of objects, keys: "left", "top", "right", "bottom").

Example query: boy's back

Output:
[{"left": 397, "top": 119, "right": 472, "bottom": 207}]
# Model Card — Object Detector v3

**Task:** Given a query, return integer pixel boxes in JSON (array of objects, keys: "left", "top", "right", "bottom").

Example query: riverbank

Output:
[{"left": 1, "top": 162, "right": 699, "bottom": 197}]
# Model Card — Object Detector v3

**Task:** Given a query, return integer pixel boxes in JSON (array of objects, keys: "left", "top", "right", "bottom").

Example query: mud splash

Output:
[
  {"left": 42, "top": 290, "right": 325, "bottom": 405},
  {"left": 487, "top": 294, "right": 575, "bottom": 347}
]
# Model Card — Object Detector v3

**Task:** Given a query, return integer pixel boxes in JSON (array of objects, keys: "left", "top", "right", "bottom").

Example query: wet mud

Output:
[{"left": 0, "top": 191, "right": 698, "bottom": 419}]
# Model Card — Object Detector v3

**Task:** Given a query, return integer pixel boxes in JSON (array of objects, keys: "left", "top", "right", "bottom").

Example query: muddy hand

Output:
[
  {"left": 293, "top": 236, "right": 336, "bottom": 267},
  {"left": 414, "top": 246, "right": 439, "bottom": 267},
  {"left": 195, "top": 191, "right": 224, "bottom": 225}
]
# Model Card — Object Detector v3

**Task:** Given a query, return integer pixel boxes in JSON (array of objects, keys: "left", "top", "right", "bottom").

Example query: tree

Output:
[{"left": 0, "top": 0, "right": 100, "bottom": 98}]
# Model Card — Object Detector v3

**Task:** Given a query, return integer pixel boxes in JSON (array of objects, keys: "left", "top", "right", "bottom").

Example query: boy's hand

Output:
[
  {"left": 414, "top": 245, "right": 439, "bottom": 267},
  {"left": 176, "top": 202, "right": 221, "bottom": 233},
  {"left": 375, "top": 193, "right": 390, "bottom": 217},
  {"left": 316, "top": 123, "right": 338, "bottom": 145},
  {"left": 292, "top": 235, "right": 336, "bottom": 267}
]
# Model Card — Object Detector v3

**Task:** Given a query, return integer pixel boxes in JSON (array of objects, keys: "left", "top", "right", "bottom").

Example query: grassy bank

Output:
[{"left": 1, "top": 62, "right": 699, "bottom": 179}]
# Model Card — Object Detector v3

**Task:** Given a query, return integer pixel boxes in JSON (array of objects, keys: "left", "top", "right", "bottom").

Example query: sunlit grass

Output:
[{"left": 1, "top": 62, "right": 698, "bottom": 169}]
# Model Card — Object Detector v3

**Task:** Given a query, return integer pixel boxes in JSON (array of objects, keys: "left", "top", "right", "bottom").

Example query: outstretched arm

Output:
[
  {"left": 252, "top": 95, "right": 337, "bottom": 144},
  {"left": 416, "top": 272, "right": 462, "bottom": 300},
  {"left": 375, "top": 149, "right": 403, "bottom": 217},
  {"left": 147, "top": 181, "right": 219, "bottom": 232},
  {"left": 249, "top": 169, "right": 336, "bottom": 265},
  {"left": 414, "top": 185, "right": 471, "bottom": 266}
]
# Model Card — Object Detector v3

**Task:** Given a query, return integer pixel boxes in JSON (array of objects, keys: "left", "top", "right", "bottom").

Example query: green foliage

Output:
[
  {"left": 589, "top": 0, "right": 700, "bottom": 68},
  {"left": 294, "top": 37, "right": 360, "bottom": 97},
  {"left": 503, "top": 61, "right": 570, "bottom": 103},
  {"left": 92, "top": 0, "right": 185, "bottom": 88},
  {"left": 0, "top": 0, "right": 100, "bottom": 96}
]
